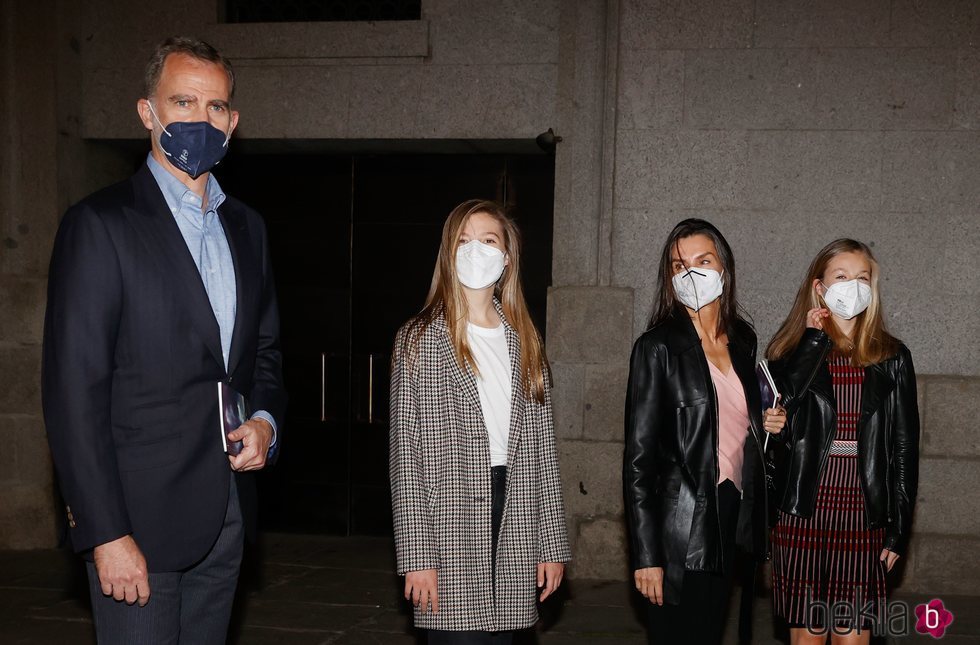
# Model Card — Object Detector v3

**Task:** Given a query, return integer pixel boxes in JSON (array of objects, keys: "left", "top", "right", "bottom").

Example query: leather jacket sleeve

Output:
[
  {"left": 778, "top": 329, "right": 833, "bottom": 414},
  {"left": 766, "top": 329, "right": 832, "bottom": 448},
  {"left": 623, "top": 335, "right": 666, "bottom": 570},
  {"left": 884, "top": 345, "right": 920, "bottom": 556}
]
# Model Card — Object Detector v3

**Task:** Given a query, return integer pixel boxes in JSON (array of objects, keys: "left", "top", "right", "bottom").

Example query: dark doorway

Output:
[{"left": 216, "top": 150, "right": 555, "bottom": 536}]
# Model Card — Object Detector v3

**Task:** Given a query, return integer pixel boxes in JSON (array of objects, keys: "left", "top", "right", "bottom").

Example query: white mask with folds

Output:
[
  {"left": 821, "top": 280, "right": 872, "bottom": 320},
  {"left": 672, "top": 268, "right": 724, "bottom": 312},
  {"left": 456, "top": 240, "right": 505, "bottom": 290}
]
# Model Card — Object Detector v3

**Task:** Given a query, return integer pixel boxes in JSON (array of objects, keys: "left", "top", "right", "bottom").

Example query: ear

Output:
[
  {"left": 812, "top": 278, "right": 824, "bottom": 297},
  {"left": 227, "top": 109, "right": 240, "bottom": 136},
  {"left": 137, "top": 99, "right": 155, "bottom": 132}
]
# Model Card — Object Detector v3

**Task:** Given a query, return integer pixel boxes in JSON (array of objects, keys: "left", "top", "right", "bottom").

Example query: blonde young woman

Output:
[
  {"left": 766, "top": 239, "right": 920, "bottom": 644},
  {"left": 389, "top": 199, "right": 570, "bottom": 644}
]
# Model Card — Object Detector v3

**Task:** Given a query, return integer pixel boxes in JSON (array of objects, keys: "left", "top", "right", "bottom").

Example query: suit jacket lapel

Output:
[
  {"left": 130, "top": 164, "right": 225, "bottom": 371},
  {"left": 219, "top": 204, "right": 253, "bottom": 378}
]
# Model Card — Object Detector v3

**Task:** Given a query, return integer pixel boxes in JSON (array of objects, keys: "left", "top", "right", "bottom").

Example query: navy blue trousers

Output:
[{"left": 86, "top": 473, "right": 244, "bottom": 645}]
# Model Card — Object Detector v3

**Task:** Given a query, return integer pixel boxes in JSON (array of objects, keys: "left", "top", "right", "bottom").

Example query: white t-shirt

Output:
[{"left": 467, "top": 322, "right": 512, "bottom": 467}]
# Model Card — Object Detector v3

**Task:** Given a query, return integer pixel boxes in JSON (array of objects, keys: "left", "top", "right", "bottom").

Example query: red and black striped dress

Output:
[{"left": 771, "top": 355, "right": 887, "bottom": 628}]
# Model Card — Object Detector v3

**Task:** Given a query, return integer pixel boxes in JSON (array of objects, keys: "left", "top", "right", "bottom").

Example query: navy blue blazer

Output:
[{"left": 42, "top": 163, "right": 286, "bottom": 572}]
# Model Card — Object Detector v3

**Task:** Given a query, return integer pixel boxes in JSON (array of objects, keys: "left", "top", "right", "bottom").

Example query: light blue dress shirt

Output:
[{"left": 147, "top": 155, "right": 277, "bottom": 447}]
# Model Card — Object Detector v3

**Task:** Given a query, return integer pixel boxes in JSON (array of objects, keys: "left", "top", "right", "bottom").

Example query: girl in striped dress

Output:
[{"left": 765, "top": 239, "right": 920, "bottom": 644}]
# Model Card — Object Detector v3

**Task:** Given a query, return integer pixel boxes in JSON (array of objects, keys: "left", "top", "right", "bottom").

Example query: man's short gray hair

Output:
[{"left": 143, "top": 36, "right": 235, "bottom": 99}]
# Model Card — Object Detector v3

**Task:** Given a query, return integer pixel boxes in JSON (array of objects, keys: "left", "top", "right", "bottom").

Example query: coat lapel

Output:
[
  {"left": 730, "top": 341, "right": 765, "bottom": 447},
  {"left": 861, "top": 361, "right": 896, "bottom": 424},
  {"left": 809, "top": 361, "right": 837, "bottom": 408},
  {"left": 433, "top": 315, "right": 483, "bottom": 412},
  {"left": 433, "top": 302, "right": 528, "bottom": 468},
  {"left": 130, "top": 165, "right": 225, "bottom": 371},
  {"left": 496, "top": 302, "right": 527, "bottom": 470}
]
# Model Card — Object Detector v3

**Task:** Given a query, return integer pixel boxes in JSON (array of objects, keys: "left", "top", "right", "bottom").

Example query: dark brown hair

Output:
[
  {"left": 648, "top": 218, "right": 751, "bottom": 336},
  {"left": 143, "top": 37, "right": 235, "bottom": 99}
]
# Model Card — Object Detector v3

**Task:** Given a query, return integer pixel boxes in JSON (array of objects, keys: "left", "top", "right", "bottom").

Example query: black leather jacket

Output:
[
  {"left": 624, "top": 311, "right": 769, "bottom": 604},
  {"left": 769, "top": 328, "right": 920, "bottom": 555}
]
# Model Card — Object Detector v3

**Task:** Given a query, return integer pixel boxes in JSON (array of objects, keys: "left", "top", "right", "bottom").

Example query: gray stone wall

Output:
[
  {"left": 905, "top": 375, "right": 980, "bottom": 595},
  {"left": 1, "top": 1, "right": 61, "bottom": 548},
  {"left": 551, "top": 0, "right": 980, "bottom": 594},
  {"left": 78, "top": 0, "right": 560, "bottom": 140},
  {"left": 1, "top": 0, "right": 978, "bottom": 598},
  {"left": 0, "top": 1, "right": 138, "bottom": 548}
]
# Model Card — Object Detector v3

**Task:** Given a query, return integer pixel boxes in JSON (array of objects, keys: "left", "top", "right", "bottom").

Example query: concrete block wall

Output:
[{"left": 550, "top": 0, "right": 980, "bottom": 596}]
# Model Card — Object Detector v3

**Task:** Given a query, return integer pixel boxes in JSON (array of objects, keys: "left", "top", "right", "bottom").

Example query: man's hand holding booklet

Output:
[{"left": 218, "top": 382, "right": 246, "bottom": 457}]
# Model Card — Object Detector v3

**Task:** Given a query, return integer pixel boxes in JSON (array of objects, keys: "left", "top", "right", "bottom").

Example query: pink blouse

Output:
[{"left": 708, "top": 360, "right": 750, "bottom": 492}]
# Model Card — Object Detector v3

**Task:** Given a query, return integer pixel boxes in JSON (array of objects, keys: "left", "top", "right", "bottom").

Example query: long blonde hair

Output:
[
  {"left": 766, "top": 239, "right": 898, "bottom": 366},
  {"left": 408, "top": 199, "right": 549, "bottom": 403}
]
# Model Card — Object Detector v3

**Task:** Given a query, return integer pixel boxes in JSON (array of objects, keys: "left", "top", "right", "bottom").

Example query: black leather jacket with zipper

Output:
[
  {"left": 768, "top": 328, "right": 920, "bottom": 555},
  {"left": 624, "top": 310, "right": 770, "bottom": 605}
]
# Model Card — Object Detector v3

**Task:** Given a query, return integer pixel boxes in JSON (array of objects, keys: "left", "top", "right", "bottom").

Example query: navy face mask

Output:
[{"left": 147, "top": 101, "right": 230, "bottom": 179}]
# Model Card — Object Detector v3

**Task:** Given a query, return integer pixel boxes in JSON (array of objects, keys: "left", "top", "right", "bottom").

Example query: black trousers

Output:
[
  {"left": 428, "top": 466, "right": 513, "bottom": 645},
  {"left": 86, "top": 473, "right": 244, "bottom": 645},
  {"left": 646, "top": 479, "right": 741, "bottom": 645},
  {"left": 490, "top": 465, "right": 506, "bottom": 572},
  {"left": 428, "top": 630, "right": 513, "bottom": 645}
]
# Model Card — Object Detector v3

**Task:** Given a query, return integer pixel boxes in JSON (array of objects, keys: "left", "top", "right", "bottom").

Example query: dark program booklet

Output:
[
  {"left": 755, "top": 360, "right": 781, "bottom": 451},
  {"left": 217, "top": 382, "right": 246, "bottom": 456}
]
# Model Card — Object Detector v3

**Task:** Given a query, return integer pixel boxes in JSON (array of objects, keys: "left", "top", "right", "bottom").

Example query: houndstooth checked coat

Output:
[{"left": 389, "top": 304, "right": 571, "bottom": 632}]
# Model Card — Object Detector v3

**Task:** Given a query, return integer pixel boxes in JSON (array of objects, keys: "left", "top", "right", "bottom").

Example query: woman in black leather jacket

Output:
[
  {"left": 766, "top": 239, "right": 919, "bottom": 644},
  {"left": 624, "top": 219, "right": 786, "bottom": 644}
]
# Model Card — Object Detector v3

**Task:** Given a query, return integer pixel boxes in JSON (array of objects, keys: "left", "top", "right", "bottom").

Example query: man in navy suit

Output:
[{"left": 42, "top": 36, "right": 286, "bottom": 643}]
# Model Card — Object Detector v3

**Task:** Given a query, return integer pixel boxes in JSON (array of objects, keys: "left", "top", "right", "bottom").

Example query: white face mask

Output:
[
  {"left": 672, "top": 267, "right": 724, "bottom": 312},
  {"left": 821, "top": 279, "right": 872, "bottom": 320},
  {"left": 456, "top": 240, "right": 506, "bottom": 290}
]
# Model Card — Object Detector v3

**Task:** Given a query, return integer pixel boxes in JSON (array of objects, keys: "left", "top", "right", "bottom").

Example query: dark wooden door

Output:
[{"left": 217, "top": 151, "right": 554, "bottom": 536}]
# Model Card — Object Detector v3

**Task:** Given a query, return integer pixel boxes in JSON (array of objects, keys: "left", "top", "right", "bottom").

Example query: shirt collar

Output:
[{"left": 146, "top": 153, "right": 226, "bottom": 219}]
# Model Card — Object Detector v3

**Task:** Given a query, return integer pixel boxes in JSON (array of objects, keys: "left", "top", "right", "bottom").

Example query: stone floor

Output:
[{"left": 0, "top": 533, "right": 977, "bottom": 644}]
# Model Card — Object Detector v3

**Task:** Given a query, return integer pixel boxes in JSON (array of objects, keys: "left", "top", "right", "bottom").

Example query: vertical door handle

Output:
[
  {"left": 367, "top": 354, "right": 374, "bottom": 424},
  {"left": 320, "top": 352, "right": 327, "bottom": 422}
]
